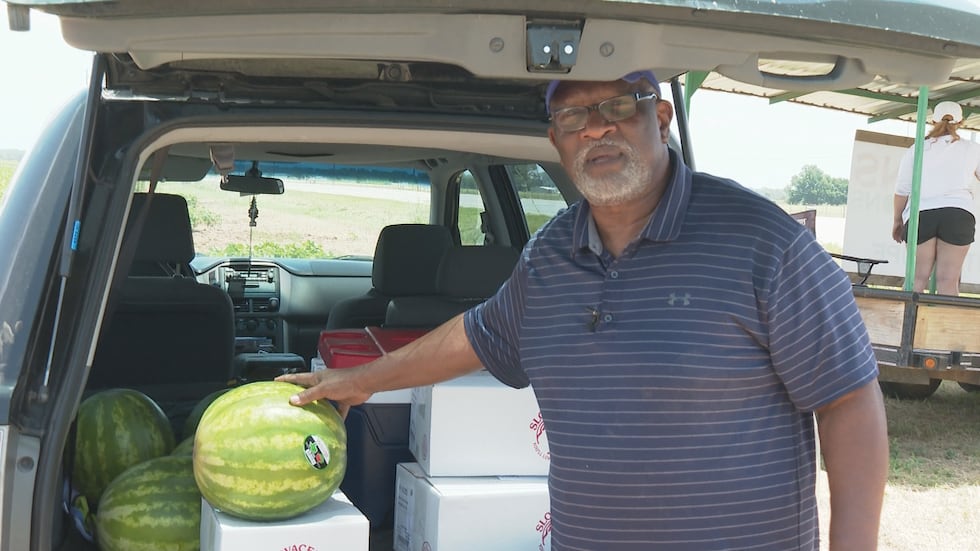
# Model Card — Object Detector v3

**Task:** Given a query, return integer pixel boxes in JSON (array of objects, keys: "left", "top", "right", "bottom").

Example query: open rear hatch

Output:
[{"left": 8, "top": 0, "right": 979, "bottom": 127}]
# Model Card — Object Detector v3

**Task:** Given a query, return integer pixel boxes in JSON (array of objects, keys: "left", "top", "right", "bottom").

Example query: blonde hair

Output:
[{"left": 927, "top": 117, "right": 961, "bottom": 142}]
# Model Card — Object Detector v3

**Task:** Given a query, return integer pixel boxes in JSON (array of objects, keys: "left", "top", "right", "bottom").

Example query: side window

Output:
[
  {"left": 457, "top": 170, "right": 488, "bottom": 245},
  {"left": 505, "top": 164, "right": 565, "bottom": 236}
]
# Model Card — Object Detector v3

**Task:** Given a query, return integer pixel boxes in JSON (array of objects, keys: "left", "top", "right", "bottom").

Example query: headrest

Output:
[
  {"left": 128, "top": 193, "right": 195, "bottom": 265},
  {"left": 437, "top": 246, "right": 519, "bottom": 299},
  {"left": 372, "top": 224, "right": 453, "bottom": 296}
]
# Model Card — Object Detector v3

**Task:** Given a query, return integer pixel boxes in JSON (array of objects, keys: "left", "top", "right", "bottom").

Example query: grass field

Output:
[
  {"left": 885, "top": 382, "right": 980, "bottom": 487},
  {"left": 817, "top": 382, "right": 980, "bottom": 550}
]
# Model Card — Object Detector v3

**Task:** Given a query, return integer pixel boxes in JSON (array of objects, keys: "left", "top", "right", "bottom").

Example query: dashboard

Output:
[
  {"left": 193, "top": 257, "right": 374, "bottom": 360},
  {"left": 207, "top": 262, "right": 283, "bottom": 353}
]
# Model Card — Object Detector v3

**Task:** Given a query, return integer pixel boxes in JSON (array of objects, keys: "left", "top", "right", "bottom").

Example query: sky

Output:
[{"left": 0, "top": 8, "right": 925, "bottom": 191}]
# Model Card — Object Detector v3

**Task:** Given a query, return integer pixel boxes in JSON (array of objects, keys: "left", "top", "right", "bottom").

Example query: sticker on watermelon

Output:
[{"left": 304, "top": 435, "right": 331, "bottom": 469}]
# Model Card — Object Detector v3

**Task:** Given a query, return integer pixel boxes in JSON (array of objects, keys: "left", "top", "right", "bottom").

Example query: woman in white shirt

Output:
[{"left": 893, "top": 101, "right": 980, "bottom": 295}]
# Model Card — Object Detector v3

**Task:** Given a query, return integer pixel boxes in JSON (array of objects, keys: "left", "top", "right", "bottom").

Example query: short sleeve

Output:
[
  {"left": 463, "top": 248, "right": 530, "bottom": 389},
  {"left": 766, "top": 232, "right": 879, "bottom": 411},
  {"left": 895, "top": 145, "right": 914, "bottom": 196}
]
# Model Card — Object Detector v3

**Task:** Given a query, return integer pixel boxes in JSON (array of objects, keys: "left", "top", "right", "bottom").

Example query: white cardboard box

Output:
[
  {"left": 394, "top": 462, "right": 551, "bottom": 551},
  {"left": 200, "top": 490, "right": 369, "bottom": 551},
  {"left": 409, "top": 369, "right": 550, "bottom": 476}
]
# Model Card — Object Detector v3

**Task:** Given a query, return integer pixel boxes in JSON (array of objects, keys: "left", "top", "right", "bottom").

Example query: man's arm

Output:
[
  {"left": 816, "top": 380, "right": 889, "bottom": 551},
  {"left": 277, "top": 313, "right": 483, "bottom": 414}
]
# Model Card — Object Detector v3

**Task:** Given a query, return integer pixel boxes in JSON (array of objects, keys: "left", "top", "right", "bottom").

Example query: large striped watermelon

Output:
[
  {"left": 95, "top": 455, "right": 201, "bottom": 551},
  {"left": 193, "top": 381, "right": 347, "bottom": 521},
  {"left": 73, "top": 388, "right": 176, "bottom": 506}
]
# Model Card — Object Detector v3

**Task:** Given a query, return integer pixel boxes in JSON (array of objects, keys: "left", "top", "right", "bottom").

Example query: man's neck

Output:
[
  {"left": 590, "top": 203, "right": 656, "bottom": 258},
  {"left": 590, "top": 161, "right": 671, "bottom": 258}
]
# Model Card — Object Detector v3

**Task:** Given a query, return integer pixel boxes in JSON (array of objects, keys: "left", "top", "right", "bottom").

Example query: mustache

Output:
[{"left": 574, "top": 138, "right": 632, "bottom": 169}]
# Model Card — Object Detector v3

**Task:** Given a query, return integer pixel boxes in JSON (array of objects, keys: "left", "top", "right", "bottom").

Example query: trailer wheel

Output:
[
  {"left": 879, "top": 379, "right": 941, "bottom": 400},
  {"left": 957, "top": 382, "right": 980, "bottom": 393}
]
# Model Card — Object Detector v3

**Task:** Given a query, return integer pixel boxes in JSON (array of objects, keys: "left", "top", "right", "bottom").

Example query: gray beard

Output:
[{"left": 571, "top": 139, "right": 651, "bottom": 207}]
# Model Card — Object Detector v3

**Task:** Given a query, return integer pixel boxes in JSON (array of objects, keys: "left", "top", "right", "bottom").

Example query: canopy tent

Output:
[
  {"left": 683, "top": 58, "right": 980, "bottom": 291},
  {"left": 685, "top": 58, "right": 980, "bottom": 132}
]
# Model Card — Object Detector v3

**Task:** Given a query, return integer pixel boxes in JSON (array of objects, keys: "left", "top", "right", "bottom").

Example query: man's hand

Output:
[
  {"left": 277, "top": 314, "right": 483, "bottom": 417},
  {"left": 276, "top": 367, "right": 372, "bottom": 418}
]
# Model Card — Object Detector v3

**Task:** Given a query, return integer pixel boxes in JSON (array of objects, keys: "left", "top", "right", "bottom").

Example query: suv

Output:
[{"left": 1, "top": 2, "right": 978, "bottom": 550}]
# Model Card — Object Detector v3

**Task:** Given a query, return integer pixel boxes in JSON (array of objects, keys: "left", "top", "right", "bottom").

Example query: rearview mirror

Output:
[{"left": 220, "top": 174, "right": 285, "bottom": 195}]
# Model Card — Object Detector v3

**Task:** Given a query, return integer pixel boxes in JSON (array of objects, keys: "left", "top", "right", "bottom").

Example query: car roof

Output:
[{"left": 8, "top": 0, "right": 980, "bottom": 130}]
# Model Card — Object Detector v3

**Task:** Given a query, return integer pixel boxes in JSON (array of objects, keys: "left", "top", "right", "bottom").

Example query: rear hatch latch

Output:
[{"left": 526, "top": 21, "right": 583, "bottom": 73}]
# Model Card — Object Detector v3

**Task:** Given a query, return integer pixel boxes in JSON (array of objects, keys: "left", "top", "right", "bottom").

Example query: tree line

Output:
[{"left": 785, "top": 164, "right": 848, "bottom": 205}]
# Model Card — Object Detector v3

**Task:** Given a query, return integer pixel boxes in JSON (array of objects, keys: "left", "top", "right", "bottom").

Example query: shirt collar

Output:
[{"left": 571, "top": 148, "right": 692, "bottom": 257}]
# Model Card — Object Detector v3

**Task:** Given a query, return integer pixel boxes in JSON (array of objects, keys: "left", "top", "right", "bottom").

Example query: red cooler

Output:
[
  {"left": 317, "top": 327, "right": 428, "bottom": 369},
  {"left": 365, "top": 326, "right": 429, "bottom": 355},
  {"left": 317, "top": 329, "right": 380, "bottom": 369}
]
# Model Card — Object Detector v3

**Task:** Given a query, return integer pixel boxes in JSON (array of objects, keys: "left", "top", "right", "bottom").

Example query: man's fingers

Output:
[
  {"left": 288, "top": 385, "right": 325, "bottom": 406},
  {"left": 275, "top": 370, "right": 362, "bottom": 411},
  {"left": 275, "top": 371, "right": 318, "bottom": 387}
]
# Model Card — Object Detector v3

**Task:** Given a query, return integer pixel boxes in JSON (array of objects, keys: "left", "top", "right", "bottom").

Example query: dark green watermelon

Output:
[
  {"left": 73, "top": 388, "right": 176, "bottom": 506},
  {"left": 95, "top": 455, "right": 201, "bottom": 551},
  {"left": 182, "top": 388, "right": 231, "bottom": 440}
]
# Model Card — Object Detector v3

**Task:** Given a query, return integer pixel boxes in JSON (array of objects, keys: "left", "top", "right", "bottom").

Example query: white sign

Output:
[{"left": 844, "top": 130, "right": 980, "bottom": 284}]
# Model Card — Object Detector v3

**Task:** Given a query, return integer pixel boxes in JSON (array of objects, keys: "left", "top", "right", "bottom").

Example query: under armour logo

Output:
[{"left": 667, "top": 293, "right": 691, "bottom": 306}]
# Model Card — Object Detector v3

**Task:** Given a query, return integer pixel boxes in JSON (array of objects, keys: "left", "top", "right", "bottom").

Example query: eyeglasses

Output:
[{"left": 550, "top": 92, "right": 659, "bottom": 133}]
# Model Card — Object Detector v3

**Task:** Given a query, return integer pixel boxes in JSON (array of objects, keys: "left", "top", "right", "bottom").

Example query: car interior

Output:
[{"left": 56, "top": 132, "right": 570, "bottom": 548}]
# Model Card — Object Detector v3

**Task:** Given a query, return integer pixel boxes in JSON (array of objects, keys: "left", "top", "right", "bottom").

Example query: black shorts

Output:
[{"left": 905, "top": 207, "right": 976, "bottom": 245}]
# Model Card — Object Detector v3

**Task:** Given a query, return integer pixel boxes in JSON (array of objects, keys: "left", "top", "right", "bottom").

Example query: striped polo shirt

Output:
[{"left": 463, "top": 150, "right": 878, "bottom": 550}]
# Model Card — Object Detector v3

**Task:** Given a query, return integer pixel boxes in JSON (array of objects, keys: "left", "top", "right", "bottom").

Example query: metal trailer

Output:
[{"left": 852, "top": 286, "right": 980, "bottom": 399}]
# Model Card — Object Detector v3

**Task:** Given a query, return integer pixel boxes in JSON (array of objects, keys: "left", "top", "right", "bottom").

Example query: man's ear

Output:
[
  {"left": 548, "top": 125, "right": 558, "bottom": 148},
  {"left": 656, "top": 101, "right": 674, "bottom": 143}
]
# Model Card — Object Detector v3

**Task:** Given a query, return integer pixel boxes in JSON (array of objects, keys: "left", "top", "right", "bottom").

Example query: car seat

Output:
[
  {"left": 384, "top": 245, "right": 520, "bottom": 328},
  {"left": 324, "top": 223, "right": 453, "bottom": 329},
  {"left": 88, "top": 193, "right": 235, "bottom": 401}
]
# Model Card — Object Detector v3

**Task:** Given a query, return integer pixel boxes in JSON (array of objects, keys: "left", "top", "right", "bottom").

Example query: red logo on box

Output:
[
  {"left": 280, "top": 545, "right": 317, "bottom": 551},
  {"left": 536, "top": 512, "right": 552, "bottom": 551},
  {"left": 529, "top": 412, "right": 550, "bottom": 460}
]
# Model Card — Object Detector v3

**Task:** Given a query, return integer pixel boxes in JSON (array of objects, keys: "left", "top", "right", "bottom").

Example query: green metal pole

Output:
[
  {"left": 904, "top": 87, "right": 929, "bottom": 291},
  {"left": 684, "top": 71, "right": 709, "bottom": 115}
]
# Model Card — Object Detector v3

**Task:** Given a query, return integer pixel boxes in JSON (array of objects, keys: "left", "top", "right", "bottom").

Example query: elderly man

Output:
[{"left": 281, "top": 71, "right": 888, "bottom": 550}]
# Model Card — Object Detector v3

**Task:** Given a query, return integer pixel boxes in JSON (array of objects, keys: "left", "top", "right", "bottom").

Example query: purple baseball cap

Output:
[{"left": 544, "top": 70, "right": 661, "bottom": 113}]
